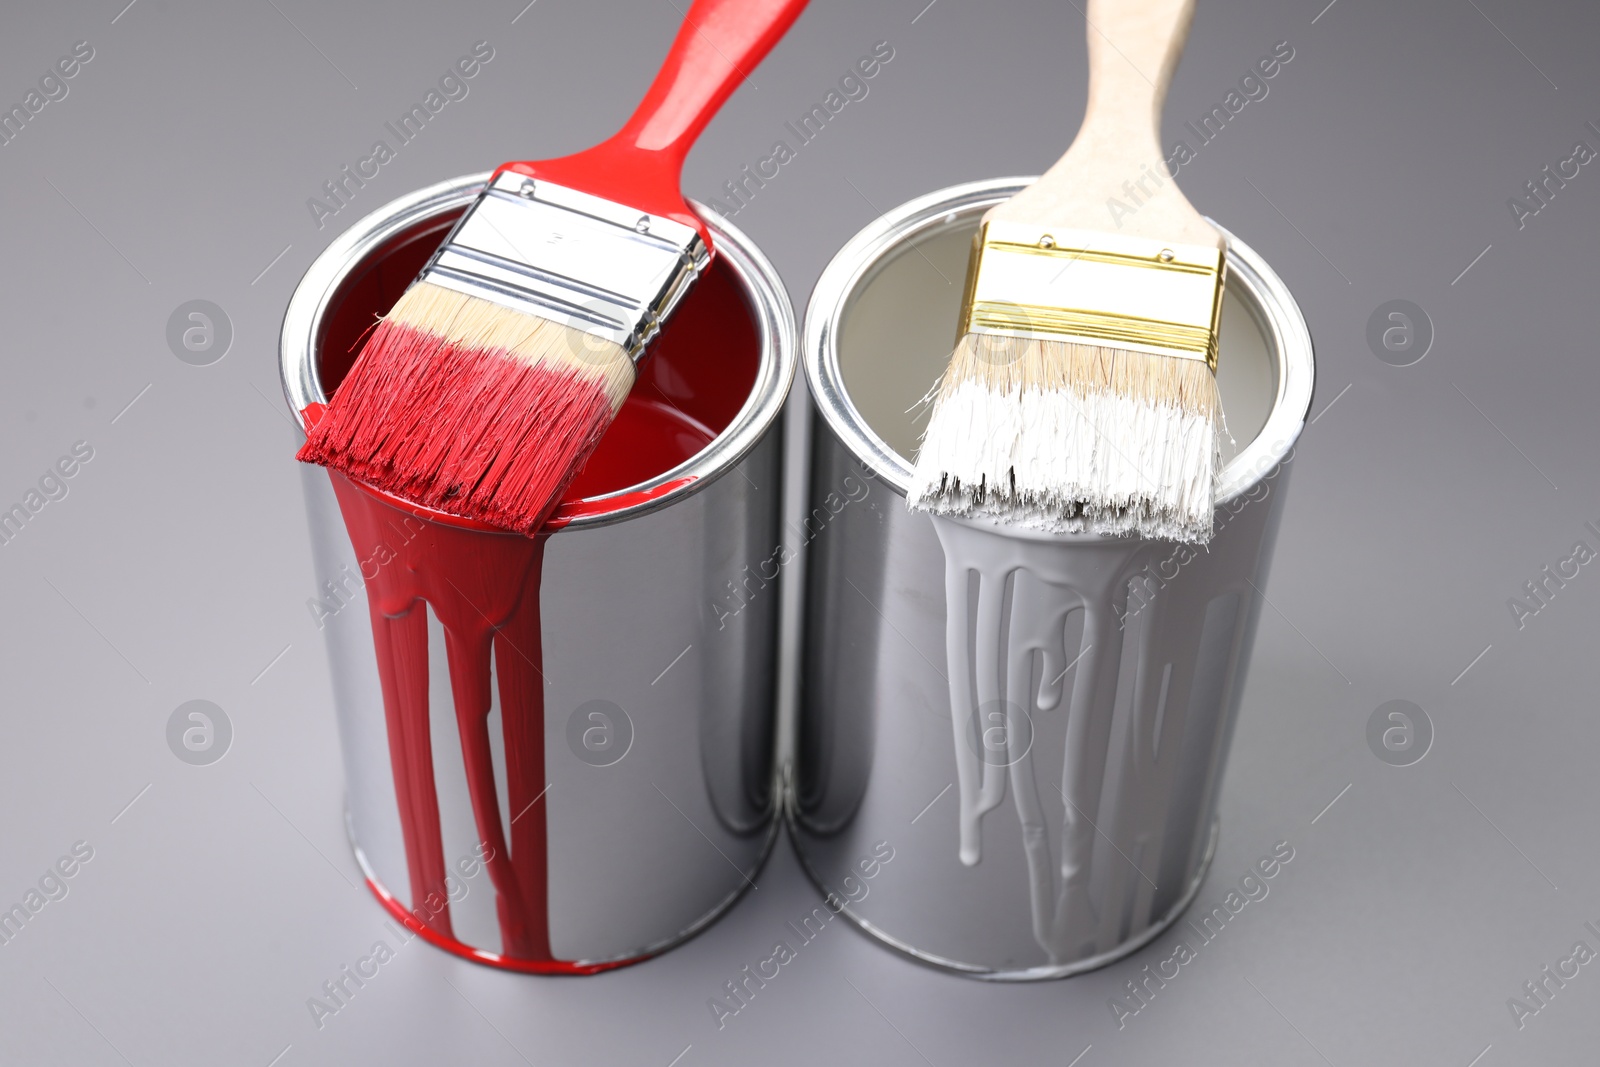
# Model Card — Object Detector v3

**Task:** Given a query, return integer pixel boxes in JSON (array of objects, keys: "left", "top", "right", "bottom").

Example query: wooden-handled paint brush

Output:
[
  {"left": 298, "top": 0, "right": 809, "bottom": 533},
  {"left": 909, "top": 0, "right": 1226, "bottom": 543}
]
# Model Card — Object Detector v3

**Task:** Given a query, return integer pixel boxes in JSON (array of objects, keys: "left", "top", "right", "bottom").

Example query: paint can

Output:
[
  {"left": 790, "top": 178, "right": 1314, "bottom": 980},
  {"left": 281, "top": 173, "right": 794, "bottom": 973}
]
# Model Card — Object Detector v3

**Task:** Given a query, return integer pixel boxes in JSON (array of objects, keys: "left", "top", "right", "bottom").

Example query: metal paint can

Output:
[
  {"left": 281, "top": 174, "right": 794, "bottom": 972},
  {"left": 790, "top": 178, "right": 1314, "bottom": 980}
]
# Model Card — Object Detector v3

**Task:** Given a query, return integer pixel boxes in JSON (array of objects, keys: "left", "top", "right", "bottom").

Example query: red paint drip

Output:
[
  {"left": 364, "top": 877, "right": 645, "bottom": 975},
  {"left": 306, "top": 213, "right": 762, "bottom": 969},
  {"left": 330, "top": 475, "right": 553, "bottom": 959},
  {"left": 315, "top": 395, "right": 719, "bottom": 966}
]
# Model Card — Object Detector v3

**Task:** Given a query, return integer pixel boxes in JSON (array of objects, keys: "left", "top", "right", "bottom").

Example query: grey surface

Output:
[{"left": 0, "top": 0, "right": 1595, "bottom": 1064}]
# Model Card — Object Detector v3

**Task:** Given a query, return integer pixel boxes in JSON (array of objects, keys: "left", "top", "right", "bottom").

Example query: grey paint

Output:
[
  {"left": 792, "top": 184, "right": 1308, "bottom": 978},
  {"left": 0, "top": 0, "right": 1596, "bottom": 1064}
]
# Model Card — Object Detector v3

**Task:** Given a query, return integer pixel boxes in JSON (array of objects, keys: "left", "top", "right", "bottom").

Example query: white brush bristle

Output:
[{"left": 908, "top": 334, "right": 1222, "bottom": 543}]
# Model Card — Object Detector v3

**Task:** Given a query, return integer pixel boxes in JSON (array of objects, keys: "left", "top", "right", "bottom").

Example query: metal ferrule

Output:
[
  {"left": 418, "top": 171, "right": 710, "bottom": 365},
  {"left": 957, "top": 220, "right": 1226, "bottom": 371}
]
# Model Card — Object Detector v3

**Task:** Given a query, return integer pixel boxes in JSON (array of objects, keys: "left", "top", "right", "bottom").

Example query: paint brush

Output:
[
  {"left": 298, "top": 0, "right": 809, "bottom": 533},
  {"left": 909, "top": 0, "right": 1226, "bottom": 543}
]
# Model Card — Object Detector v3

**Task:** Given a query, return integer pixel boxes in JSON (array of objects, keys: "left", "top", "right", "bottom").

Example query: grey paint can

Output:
[
  {"left": 280, "top": 174, "right": 794, "bottom": 972},
  {"left": 791, "top": 178, "right": 1314, "bottom": 980}
]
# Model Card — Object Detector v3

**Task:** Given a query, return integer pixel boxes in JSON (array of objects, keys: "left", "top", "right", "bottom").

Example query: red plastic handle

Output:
[{"left": 499, "top": 0, "right": 809, "bottom": 243}]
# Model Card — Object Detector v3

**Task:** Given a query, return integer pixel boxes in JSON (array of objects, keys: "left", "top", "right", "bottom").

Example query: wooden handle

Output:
[{"left": 989, "top": 0, "right": 1217, "bottom": 247}]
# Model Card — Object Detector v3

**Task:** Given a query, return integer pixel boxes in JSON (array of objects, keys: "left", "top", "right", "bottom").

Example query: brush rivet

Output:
[
  {"left": 518, "top": 179, "right": 537, "bottom": 199},
  {"left": 1038, "top": 234, "right": 1055, "bottom": 249},
  {"left": 1157, "top": 248, "right": 1175, "bottom": 262},
  {"left": 635, "top": 215, "right": 651, "bottom": 233}
]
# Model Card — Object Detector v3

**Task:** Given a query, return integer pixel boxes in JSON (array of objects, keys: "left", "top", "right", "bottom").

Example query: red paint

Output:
[
  {"left": 563, "top": 397, "right": 710, "bottom": 500},
  {"left": 300, "top": 321, "right": 619, "bottom": 532},
  {"left": 498, "top": 0, "right": 810, "bottom": 245},
  {"left": 299, "top": 403, "right": 707, "bottom": 533},
  {"left": 309, "top": 204, "right": 760, "bottom": 525},
  {"left": 300, "top": 0, "right": 805, "bottom": 531},
  {"left": 331, "top": 475, "right": 554, "bottom": 959},
  {"left": 297, "top": 227, "right": 760, "bottom": 532},
  {"left": 365, "top": 877, "right": 644, "bottom": 975},
  {"left": 313, "top": 383, "right": 725, "bottom": 965},
  {"left": 303, "top": 152, "right": 767, "bottom": 975},
  {"left": 320, "top": 431, "right": 715, "bottom": 968},
  {"left": 548, "top": 476, "right": 697, "bottom": 529}
]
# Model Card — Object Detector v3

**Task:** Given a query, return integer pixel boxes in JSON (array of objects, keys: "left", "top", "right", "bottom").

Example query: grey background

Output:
[{"left": 0, "top": 0, "right": 1595, "bottom": 1064}]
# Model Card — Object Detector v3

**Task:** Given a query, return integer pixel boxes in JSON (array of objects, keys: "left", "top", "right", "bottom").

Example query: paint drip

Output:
[
  {"left": 305, "top": 227, "right": 763, "bottom": 968},
  {"left": 933, "top": 514, "right": 1249, "bottom": 965},
  {"left": 307, "top": 390, "right": 717, "bottom": 971}
]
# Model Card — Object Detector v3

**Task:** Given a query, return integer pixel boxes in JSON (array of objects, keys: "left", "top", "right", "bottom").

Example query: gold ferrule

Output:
[{"left": 956, "top": 221, "right": 1226, "bottom": 372}]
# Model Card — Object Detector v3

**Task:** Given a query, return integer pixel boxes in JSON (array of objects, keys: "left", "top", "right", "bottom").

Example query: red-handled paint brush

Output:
[{"left": 298, "top": 0, "right": 809, "bottom": 532}]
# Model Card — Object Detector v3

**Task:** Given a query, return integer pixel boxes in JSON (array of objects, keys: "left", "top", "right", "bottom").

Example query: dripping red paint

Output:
[{"left": 307, "top": 204, "right": 759, "bottom": 969}]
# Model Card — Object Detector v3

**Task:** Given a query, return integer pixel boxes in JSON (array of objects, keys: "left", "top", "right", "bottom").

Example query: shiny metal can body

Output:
[
  {"left": 790, "top": 178, "right": 1314, "bottom": 980},
  {"left": 281, "top": 174, "right": 794, "bottom": 973}
]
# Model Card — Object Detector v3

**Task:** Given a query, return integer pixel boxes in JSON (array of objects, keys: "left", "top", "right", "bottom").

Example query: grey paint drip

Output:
[{"left": 933, "top": 515, "right": 1162, "bottom": 963}]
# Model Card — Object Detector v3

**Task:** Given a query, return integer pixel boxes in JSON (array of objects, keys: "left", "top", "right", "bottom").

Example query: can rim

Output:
[
  {"left": 280, "top": 173, "right": 796, "bottom": 532},
  {"left": 803, "top": 177, "right": 1316, "bottom": 533}
]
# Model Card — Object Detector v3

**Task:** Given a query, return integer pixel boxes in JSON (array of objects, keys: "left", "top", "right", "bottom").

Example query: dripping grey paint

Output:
[{"left": 789, "top": 178, "right": 1314, "bottom": 980}]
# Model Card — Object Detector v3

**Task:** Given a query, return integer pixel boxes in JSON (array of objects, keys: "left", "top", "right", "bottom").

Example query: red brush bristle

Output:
[{"left": 297, "top": 319, "right": 616, "bottom": 534}]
